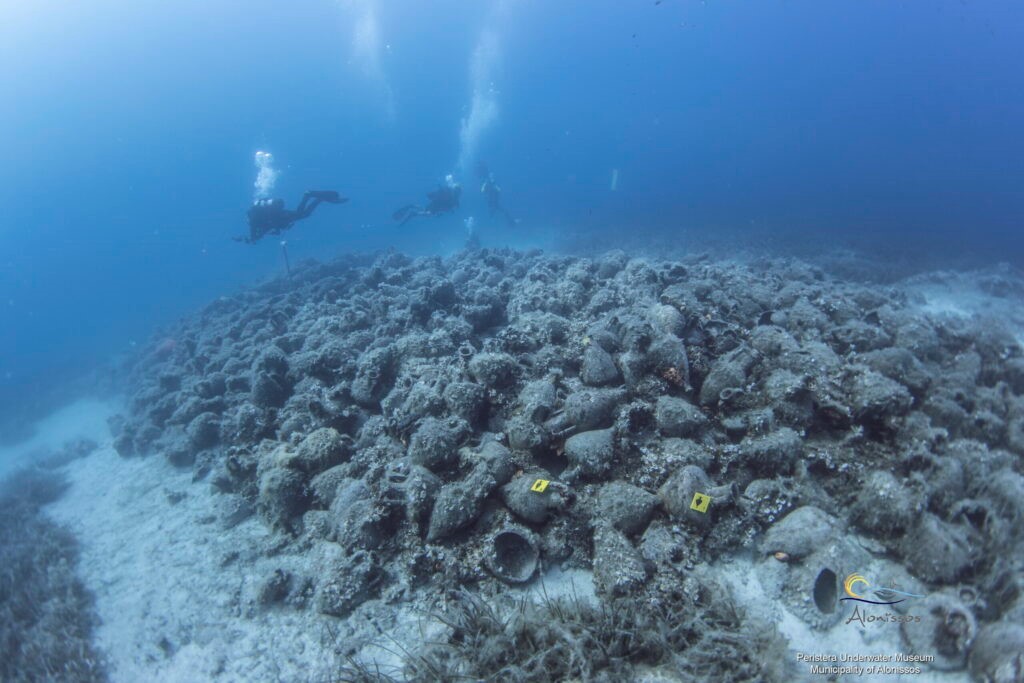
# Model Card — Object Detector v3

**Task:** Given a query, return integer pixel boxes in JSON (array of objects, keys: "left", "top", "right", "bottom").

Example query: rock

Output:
[
  {"left": 219, "top": 496, "right": 254, "bottom": 529},
  {"left": 427, "top": 466, "right": 498, "bottom": 541},
  {"left": 901, "top": 591, "right": 977, "bottom": 670},
  {"left": 187, "top": 412, "right": 220, "bottom": 450},
  {"left": 1007, "top": 415, "right": 1024, "bottom": 455},
  {"left": 592, "top": 524, "right": 647, "bottom": 597},
  {"left": 257, "top": 467, "right": 307, "bottom": 532},
  {"left": 849, "top": 470, "right": 919, "bottom": 536},
  {"left": 538, "top": 519, "right": 574, "bottom": 563},
  {"left": 386, "top": 461, "right": 441, "bottom": 530},
  {"left": 408, "top": 417, "right": 469, "bottom": 471},
  {"left": 252, "top": 371, "right": 289, "bottom": 408},
  {"left": 655, "top": 396, "right": 707, "bottom": 438},
  {"left": 255, "top": 345, "right": 288, "bottom": 375},
  {"left": 860, "top": 347, "right": 930, "bottom": 395},
  {"left": 309, "top": 464, "right": 353, "bottom": 508},
  {"left": 648, "top": 304, "right": 685, "bottom": 337},
  {"left": 501, "top": 473, "right": 565, "bottom": 524},
  {"left": 902, "top": 513, "right": 976, "bottom": 584},
  {"left": 516, "top": 379, "right": 559, "bottom": 422},
  {"left": 166, "top": 439, "right": 195, "bottom": 467},
  {"left": 659, "top": 438, "right": 714, "bottom": 470},
  {"left": 984, "top": 468, "right": 1024, "bottom": 525},
  {"left": 738, "top": 428, "right": 802, "bottom": 475},
  {"left": 907, "top": 453, "right": 966, "bottom": 512},
  {"left": 749, "top": 325, "right": 800, "bottom": 357},
  {"left": 314, "top": 550, "right": 379, "bottom": 617},
  {"left": 293, "top": 427, "right": 352, "bottom": 475},
  {"left": 195, "top": 373, "right": 227, "bottom": 399},
  {"left": 331, "top": 478, "right": 385, "bottom": 550},
  {"left": 846, "top": 367, "right": 913, "bottom": 426},
  {"left": 595, "top": 481, "right": 658, "bottom": 536},
  {"left": 786, "top": 296, "right": 829, "bottom": 333},
  {"left": 658, "top": 465, "right": 714, "bottom": 528},
  {"left": 302, "top": 510, "right": 333, "bottom": 540},
  {"left": 54, "top": 438, "right": 99, "bottom": 465},
  {"left": 442, "top": 382, "right": 487, "bottom": 425},
  {"left": 350, "top": 346, "right": 395, "bottom": 407},
  {"left": 742, "top": 479, "right": 797, "bottom": 526},
  {"left": 968, "top": 621, "right": 1024, "bottom": 683},
  {"left": 700, "top": 347, "right": 755, "bottom": 406},
  {"left": 553, "top": 389, "right": 624, "bottom": 433},
  {"left": 468, "top": 352, "right": 517, "bottom": 388},
  {"left": 563, "top": 428, "right": 616, "bottom": 479},
  {"left": 112, "top": 429, "right": 136, "bottom": 458},
  {"left": 760, "top": 506, "right": 839, "bottom": 560},
  {"left": 257, "top": 569, "right": 291, "bottom": 605},
  {"left": 580, "top": 344, "right": 621, "bottom": 386},
  {"left": 506, "top": 415, "right": 549, "bottom": 454},
  {"left": 472, "top": 441, "right": 516, "bottom": 486},
  {"left": 639, "top": 522, "right": 683, "bottom": 566},
  {"left": 646, "top": 334, "right": 689, "bottom": 387}
]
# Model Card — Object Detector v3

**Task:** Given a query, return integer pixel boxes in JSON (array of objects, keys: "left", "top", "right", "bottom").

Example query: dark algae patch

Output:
[
  {"left": 112, "top": 248, "right": 1024, "bottom": 678},
  {"left": 340, "top": 585, "right": 789, "bottom": 682},
  {"left": 0, "top": 464, "right": 107, "bottom": 682}
]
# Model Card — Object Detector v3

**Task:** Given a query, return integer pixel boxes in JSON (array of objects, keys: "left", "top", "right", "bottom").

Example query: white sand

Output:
[
  {"left": 26, "top": 398, "right": 468, "bottom": 682},
  {"left": 0, "top": 397, "right": 119, "bottom": 479},
  {"left": 528, "top": 565, "right": 597, "bottom": 605},
  {"left": 36, "top": 402, "right": 350, "bottom": 682},
  {"left": 901, "top": 268, "right": 1024, "bottom": 349}
]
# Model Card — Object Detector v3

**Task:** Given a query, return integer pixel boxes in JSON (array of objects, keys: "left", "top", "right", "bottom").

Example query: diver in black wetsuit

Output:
[
  {"left": 477, "top": 163, "right": 516, "bottom": 228},
  {"left": 236, "top": 190, "right": 347, "bottom": 244},
  {"left": 392, "top": 175, "right": 462, "bottom": 226}
]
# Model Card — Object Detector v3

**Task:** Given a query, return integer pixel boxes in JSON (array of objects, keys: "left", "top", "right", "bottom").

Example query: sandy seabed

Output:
[{"left": 42, "top": 401, "right": 346, "bottom": 682}]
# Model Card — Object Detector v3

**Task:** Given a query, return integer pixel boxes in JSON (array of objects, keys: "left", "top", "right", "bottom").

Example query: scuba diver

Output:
[
  {"left": 235, "top": 190, "right": 347, "bottom": 244},
  {"left": 392, "top": 175, "right": 462, "bottom": 226},
  {"left": 477, "top": 162, "right": 516, "bottom": 228}
]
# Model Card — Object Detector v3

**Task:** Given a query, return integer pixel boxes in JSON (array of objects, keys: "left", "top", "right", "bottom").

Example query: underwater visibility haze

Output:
[
  {"left": 1, "top": 1, "right": 1024, "bottom": 681},
  {"left": 2, "top": 0, "right": 1023, "bottom": 423}
]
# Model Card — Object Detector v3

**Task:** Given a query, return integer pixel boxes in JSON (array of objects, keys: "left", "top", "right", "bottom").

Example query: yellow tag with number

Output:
[
  {"left": 690, "top": 492, "right": 710, "bottom": 513},
  {"left": 531, "top": 479, "right": 550, "bottom": 493}
]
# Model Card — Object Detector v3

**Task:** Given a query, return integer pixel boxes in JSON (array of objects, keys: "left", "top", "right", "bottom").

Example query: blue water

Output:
[{"left": 2, "top": 0, "right": 1022, "bottom": 434}]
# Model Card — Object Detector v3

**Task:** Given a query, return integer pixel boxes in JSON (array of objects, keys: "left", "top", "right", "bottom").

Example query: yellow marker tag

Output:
[
  {"left": 531, "top": 479, "right": 550, "bottom": 493},
  {"left": 690, "top": 492, "right": 710, "bottom": 513}
]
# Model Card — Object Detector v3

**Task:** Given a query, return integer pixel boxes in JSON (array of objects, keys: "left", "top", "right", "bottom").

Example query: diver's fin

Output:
[
  {"left": 308, "top": 190, "right": 346, "bottom": 203},
  {"left": 392, "top": 205, "right": 417, "bottom": 222}
]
